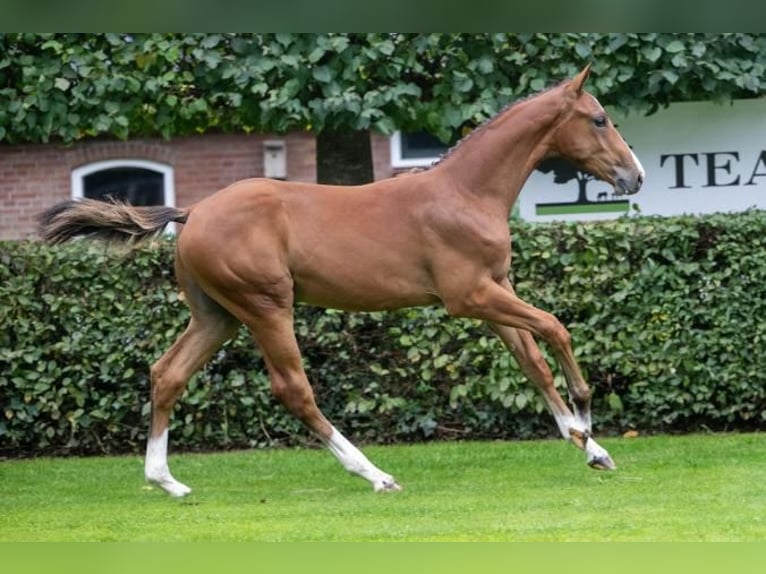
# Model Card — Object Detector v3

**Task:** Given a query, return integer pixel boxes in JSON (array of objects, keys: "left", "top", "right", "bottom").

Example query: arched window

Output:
[{"left": 71, "top": 159, "right": 175, "bottom": 207}]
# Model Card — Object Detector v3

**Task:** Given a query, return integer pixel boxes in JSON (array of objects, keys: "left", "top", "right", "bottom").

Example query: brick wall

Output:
[
  {"left": 1, "top": 144, "right": 72, "bottom": 241},
  {"left": 1, "top": 131, "right": 396, "bottom": 241}
]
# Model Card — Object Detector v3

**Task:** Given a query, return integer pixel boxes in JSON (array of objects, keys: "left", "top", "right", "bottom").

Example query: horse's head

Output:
[{"left": 548, "top": 64, "right": 645, "bottom": 196}]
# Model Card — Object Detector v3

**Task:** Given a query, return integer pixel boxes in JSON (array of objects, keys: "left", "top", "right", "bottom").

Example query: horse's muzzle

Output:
[{"left": 614, "top": 170, "right": 643, "bottom": 196}]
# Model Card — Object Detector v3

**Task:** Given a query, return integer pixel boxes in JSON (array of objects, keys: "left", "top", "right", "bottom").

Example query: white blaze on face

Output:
[{"left": 629, "top": 144, "right": 646, "bottom": 181}]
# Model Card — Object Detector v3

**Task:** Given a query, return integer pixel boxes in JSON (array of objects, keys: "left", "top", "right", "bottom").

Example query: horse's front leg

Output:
[
  {"left": 450, "top": 279, "right": 615, "bottom": 471},
  {"left": 488, "top": 323, "right": 614, "bottom": 470}
]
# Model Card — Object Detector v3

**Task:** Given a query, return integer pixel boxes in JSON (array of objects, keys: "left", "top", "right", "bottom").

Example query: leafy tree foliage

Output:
[{"left": 1, "top": 33, "right": 765, "bottom": 145}]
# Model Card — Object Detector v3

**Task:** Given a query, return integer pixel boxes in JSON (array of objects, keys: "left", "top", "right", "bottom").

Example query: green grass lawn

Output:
[{"left": 1, "top": 433, "right": 764, "bottom": 541}]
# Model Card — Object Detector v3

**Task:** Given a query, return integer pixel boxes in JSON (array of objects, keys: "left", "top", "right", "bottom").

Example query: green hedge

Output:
[{"left": 2, "top": 211, "right": 766, "bottom": 456}]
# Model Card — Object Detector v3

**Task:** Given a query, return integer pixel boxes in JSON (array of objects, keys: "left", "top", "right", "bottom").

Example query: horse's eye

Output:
[{"left": 593, "top": 116, "right": 608, "bottom": 128}]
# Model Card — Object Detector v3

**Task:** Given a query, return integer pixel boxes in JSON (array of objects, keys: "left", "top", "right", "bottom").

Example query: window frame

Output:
[
  {"left": 71, "top": 159, "right": 176, "bottom": 207},
  {"left": 389, "top": 131, "right": 449, "bottom": 169}
]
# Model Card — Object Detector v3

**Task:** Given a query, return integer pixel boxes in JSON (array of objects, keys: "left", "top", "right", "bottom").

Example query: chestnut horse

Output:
[{"left": 39, "top": 65, "right": 644, "bottom": 496}]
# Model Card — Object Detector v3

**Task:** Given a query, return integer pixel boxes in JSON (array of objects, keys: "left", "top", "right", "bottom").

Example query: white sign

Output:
[{"left": 516, "top": 98, "right": 766, "bottom": 222}]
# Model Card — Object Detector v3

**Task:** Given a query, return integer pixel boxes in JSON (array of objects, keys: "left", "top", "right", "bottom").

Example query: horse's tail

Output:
[{"left": 37, "top": 198, "right": 189, "bottom": 245}]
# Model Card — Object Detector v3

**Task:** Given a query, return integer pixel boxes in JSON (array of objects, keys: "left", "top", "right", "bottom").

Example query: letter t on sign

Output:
[{"left": 660, "top": 153, "right": 699, "bottom": 189}]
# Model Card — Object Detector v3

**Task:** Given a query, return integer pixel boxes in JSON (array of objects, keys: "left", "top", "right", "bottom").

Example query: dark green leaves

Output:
[{"left": 1, "top": 33, "right": 765, "bottom": 144}]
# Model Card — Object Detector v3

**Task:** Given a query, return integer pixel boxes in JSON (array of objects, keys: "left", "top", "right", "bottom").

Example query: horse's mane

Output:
[{"left": 430, "top": 79, "right": 566, "bottom": 169}]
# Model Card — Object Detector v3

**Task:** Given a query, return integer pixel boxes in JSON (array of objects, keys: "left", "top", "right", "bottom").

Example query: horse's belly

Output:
[{"left": 293, "top": 272, "right": 439, "bottom": 312}]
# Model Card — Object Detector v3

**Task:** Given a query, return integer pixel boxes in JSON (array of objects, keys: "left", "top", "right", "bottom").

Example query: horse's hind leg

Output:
[
  {"left": 145, "top": 286, "right": 239, "bottom": 496},
  {"left": 488, "top": 322, "right": 615, "bottom": 471},
  {"left": 242, "top": 305, "right": 401, "bottom": 492}
]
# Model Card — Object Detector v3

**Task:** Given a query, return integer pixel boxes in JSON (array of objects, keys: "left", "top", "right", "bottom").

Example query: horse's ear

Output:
[{"left": 570, "top": 63, "right": 591, "bottom": 95}]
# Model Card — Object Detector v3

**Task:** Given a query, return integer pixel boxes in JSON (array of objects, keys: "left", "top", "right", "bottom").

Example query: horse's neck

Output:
[{"left": 435, "top": 92, "right": 564, "bottom": 214}]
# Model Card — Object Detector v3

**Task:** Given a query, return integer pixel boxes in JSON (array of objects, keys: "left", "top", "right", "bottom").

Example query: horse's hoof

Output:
[
  {"left": 580, "top": 432, "right": 616, "bottom": 471},
  {"left": 146, "top": 475, "right": 193, "bottom": 497},
  {"left": 587, "top": 454, "right": 616, "bottom": 471},
  {"left": 374, "top": 478, "right": 402, "bottom": 492},
  {"left": 167, "top": 483, "right": 193, "bottom": 497}
]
